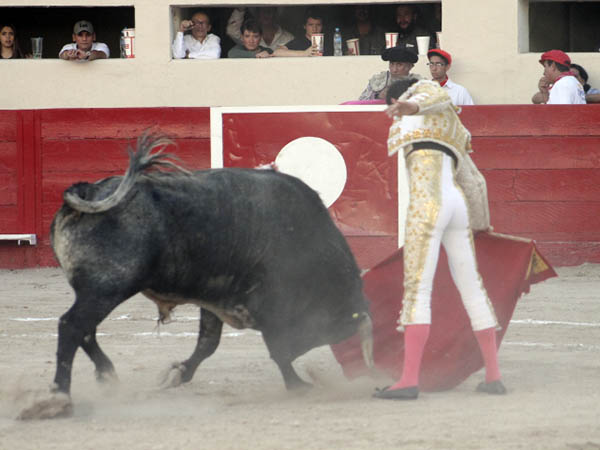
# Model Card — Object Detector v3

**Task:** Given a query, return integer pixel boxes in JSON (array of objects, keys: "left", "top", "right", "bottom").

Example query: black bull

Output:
[{"left": 49, "top": 134, "right": 374, "bottom": 399}]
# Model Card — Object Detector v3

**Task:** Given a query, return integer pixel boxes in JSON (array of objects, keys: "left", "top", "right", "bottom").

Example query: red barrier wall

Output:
[
  {"left": 220, "top": 110, "right": 397, "bottom": 270},
  {"left": 1, "top": 105, "right": 599, "bottom": 268},
  {"left": 0, "top": 108, "right": 211, "bottom": 268},
  {"left": 461, "top": 105, "right": 600, "bottom": 265}
]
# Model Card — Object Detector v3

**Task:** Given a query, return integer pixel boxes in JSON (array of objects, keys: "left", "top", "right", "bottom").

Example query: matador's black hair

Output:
[{"left": 386, "top": 77, "right": 420, "bottom": 105}]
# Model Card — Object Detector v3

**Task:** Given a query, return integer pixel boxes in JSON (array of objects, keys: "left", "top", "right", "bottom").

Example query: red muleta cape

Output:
[{"left": 331, "top": 231, "right": 557, "bottom": 391}]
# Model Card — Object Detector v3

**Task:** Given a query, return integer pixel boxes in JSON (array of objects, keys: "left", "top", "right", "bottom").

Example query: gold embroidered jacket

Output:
[{"left": 387, "top": 80, "right": 471, "bottom": 168}]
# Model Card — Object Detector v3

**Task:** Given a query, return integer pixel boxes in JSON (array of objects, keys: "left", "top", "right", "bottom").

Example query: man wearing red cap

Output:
[
  {"left": 427, "top": 49, "right": 474, "bottom": 106},
  {"left": 534, "top": 50, "right": 585, "bottom": 104}
]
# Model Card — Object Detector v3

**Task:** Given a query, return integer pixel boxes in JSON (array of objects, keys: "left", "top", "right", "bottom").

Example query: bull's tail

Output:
[
  {"left": 64, "top": 132, "right": 190, "bottom": 214},
  {"left": 357, "top": 312, "right": 374, "bottom": 369}
]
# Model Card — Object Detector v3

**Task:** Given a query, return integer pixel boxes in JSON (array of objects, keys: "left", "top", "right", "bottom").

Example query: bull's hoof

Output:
[
  {"left": 476, "top": 380, "right": 507, "bottom": 395},
  {"left": 158, "top": 362, "right": 186, "bottom": 389},
  {"left": 95, "top": 369, "right": 119, "bottom": 385},
  {"left": 372, "top": 385, "right": 419, "bottom": 400},
  {"left": 286, "top": 378, "right": 313, "bottom": 393},
  {"left": 17, "top": 392, "right": 73, "bottom": 420}
]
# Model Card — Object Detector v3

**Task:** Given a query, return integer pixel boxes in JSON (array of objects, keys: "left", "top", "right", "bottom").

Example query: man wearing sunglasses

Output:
[
  {"left": 172, "top": 11, "right": 221, "bottom": 59},
  {"left": 427, "top": 49, "right": 474, "bottom": 106}
]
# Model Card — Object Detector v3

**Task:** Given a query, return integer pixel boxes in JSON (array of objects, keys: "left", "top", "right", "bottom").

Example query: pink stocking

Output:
[
  {"left": 474, "top": 327, "right": 501, "bottom": 382},
  {"left": 389, "top": 324, "right": 431, "bottom": 390}
]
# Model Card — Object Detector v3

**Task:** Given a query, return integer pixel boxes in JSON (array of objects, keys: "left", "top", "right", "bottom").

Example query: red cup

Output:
[
  {"left": 385, "top": 32, "right": 398, "bottom": 49},
  {"left": 346, "top": 38, "right": 360, "bottom": 56},
  {"left": 311, "top": 33, "right": 324, "bottom": 54}
]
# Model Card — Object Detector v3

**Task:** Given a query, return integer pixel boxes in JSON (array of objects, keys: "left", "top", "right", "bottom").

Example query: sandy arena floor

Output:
[{"left": 0, "top": 265, "right": 599, "bottom": 450}]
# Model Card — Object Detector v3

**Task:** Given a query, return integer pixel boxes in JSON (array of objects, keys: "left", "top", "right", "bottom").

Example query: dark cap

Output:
[
  {"left": 73, "top": 20, "right": 94, "bottom": 35},
  {"left": 381, "top": 46, "right": 418, "bottom": 63},
  {"left": 427, "top": 48, "right": 452, "bottom": 65},
  {"left": 539, "top": 49, "right": 570, "bottom": 66}
]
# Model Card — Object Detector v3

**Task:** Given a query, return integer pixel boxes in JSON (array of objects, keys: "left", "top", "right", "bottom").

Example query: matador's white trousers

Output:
[{"left": 399, "top": 149, "right": 498, "bottom": 331}]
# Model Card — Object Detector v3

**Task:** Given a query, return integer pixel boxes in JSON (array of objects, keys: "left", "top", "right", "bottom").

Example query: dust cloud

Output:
[{"left": 1, "top": 266, "right": 599, "bottom": 449}]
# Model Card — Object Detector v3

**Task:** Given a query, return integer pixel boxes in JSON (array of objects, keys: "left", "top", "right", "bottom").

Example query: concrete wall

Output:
[{"left": 1, "top": 0, "right": 600, "bottom": 108}]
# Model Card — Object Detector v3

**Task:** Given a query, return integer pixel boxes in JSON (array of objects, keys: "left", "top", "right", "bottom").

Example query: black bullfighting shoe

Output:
[
  {"left": 476, "top": 380, "right": 507, "bottom": 395},
  {"left": 373, "top": 385, "right": 419, "bottom": 400}
]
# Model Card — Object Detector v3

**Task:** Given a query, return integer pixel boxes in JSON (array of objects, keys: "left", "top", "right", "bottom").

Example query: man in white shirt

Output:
[
  {"left": 426, "top": 49, "right": 474, "bottom": 106},
  {"left": 59, "top": 21, "right": 109, "bottom": 61},
  {"left": 172, "top": 11, "right": 221, "bottom": 59},
  {"left": 536, "top": 50, "right": 585, "bottom": 104}
]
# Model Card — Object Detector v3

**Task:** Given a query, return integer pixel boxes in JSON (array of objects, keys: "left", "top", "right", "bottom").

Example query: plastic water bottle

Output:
[{"left": 334, "top": 27, "right": 342, "bottom": 56}]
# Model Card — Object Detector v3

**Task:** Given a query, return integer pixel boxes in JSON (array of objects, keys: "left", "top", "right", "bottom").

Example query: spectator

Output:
[
  {"left": 531, "top": 76, "right": 551, "bottom": 104},
  {"left": 59, "top": 20, "right": 109, "bottom": 61},
  {"left": 226, "top": 7, "right": 293, "bottom": 52},
  {"left": 172, "top": 11, "right": 221, "bottom": 59},
  {"left": 359, "top": 45, "right": 418, "bottom": 101},
  {"left": 570, "top": 63, "right": 600, "bottom": 104},
  {"left": 532, "top": 50, "right": 585, "bottom": 104},
  {"left": 394, "top": 5, "right": 435, "bottom": 52},
  {"left": 341, "top": 5, "right": 385, "bottom": 56},
  {"left": 427, "top": 49, "right": 474, "bottom": 105},
  {"left": 1, "top": 24, "right": 25, "bottom": 59},
  {"left": 277, "top": 8, "right": 332, "bottom": 56},
  {"left": 227, "top": 19, "right": 273, "bottom": 58}
]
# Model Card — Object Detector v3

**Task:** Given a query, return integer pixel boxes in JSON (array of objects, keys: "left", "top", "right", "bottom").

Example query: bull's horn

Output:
[{"left": 357, "top": 312, "right": 374, "bottom": 369}]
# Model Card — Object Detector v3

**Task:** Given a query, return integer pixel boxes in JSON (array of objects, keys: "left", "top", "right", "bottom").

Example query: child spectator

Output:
[
  {"left": 227, "top": 7, "right": 293, "bottom": 52},
  {"left": 227, "top": 19, "right": 272, "bottom": 58}
]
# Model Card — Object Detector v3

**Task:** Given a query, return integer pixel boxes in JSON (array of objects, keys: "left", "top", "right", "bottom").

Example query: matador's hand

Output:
[{"left": 385, "top": 99, "right": 419, "bottom": 118}]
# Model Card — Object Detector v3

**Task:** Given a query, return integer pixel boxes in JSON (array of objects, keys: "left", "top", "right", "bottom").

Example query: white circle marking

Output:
[{"left": 275, "top": 137, "right": 347, "bottom": 207}]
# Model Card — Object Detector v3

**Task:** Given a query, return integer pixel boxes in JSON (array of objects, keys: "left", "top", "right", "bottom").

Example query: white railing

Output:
[{"left": 0, "top": 234, "right": 37, "bottom": 245}]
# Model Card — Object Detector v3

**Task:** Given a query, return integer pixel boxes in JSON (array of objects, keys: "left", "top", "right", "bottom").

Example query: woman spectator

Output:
[
  {"left": 570, "top": 63, "right": 600, "bottom": 103},
  {"left": 1, "top": 24, "right": 25, "bottom": 59}
]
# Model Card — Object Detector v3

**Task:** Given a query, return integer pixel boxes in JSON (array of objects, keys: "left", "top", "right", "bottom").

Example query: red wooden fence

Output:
[
  {"left": 461, "top": 105, "right": 600, "bottom": 265},
  {"left": 219, "top": 109, "right": 397, "bottom": 270},
  {"left": 0, "top": 108, "right": 211, "bottom": 267},
  {"left": 0, "top": 105, "right": 599, "bottom": 268}
]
